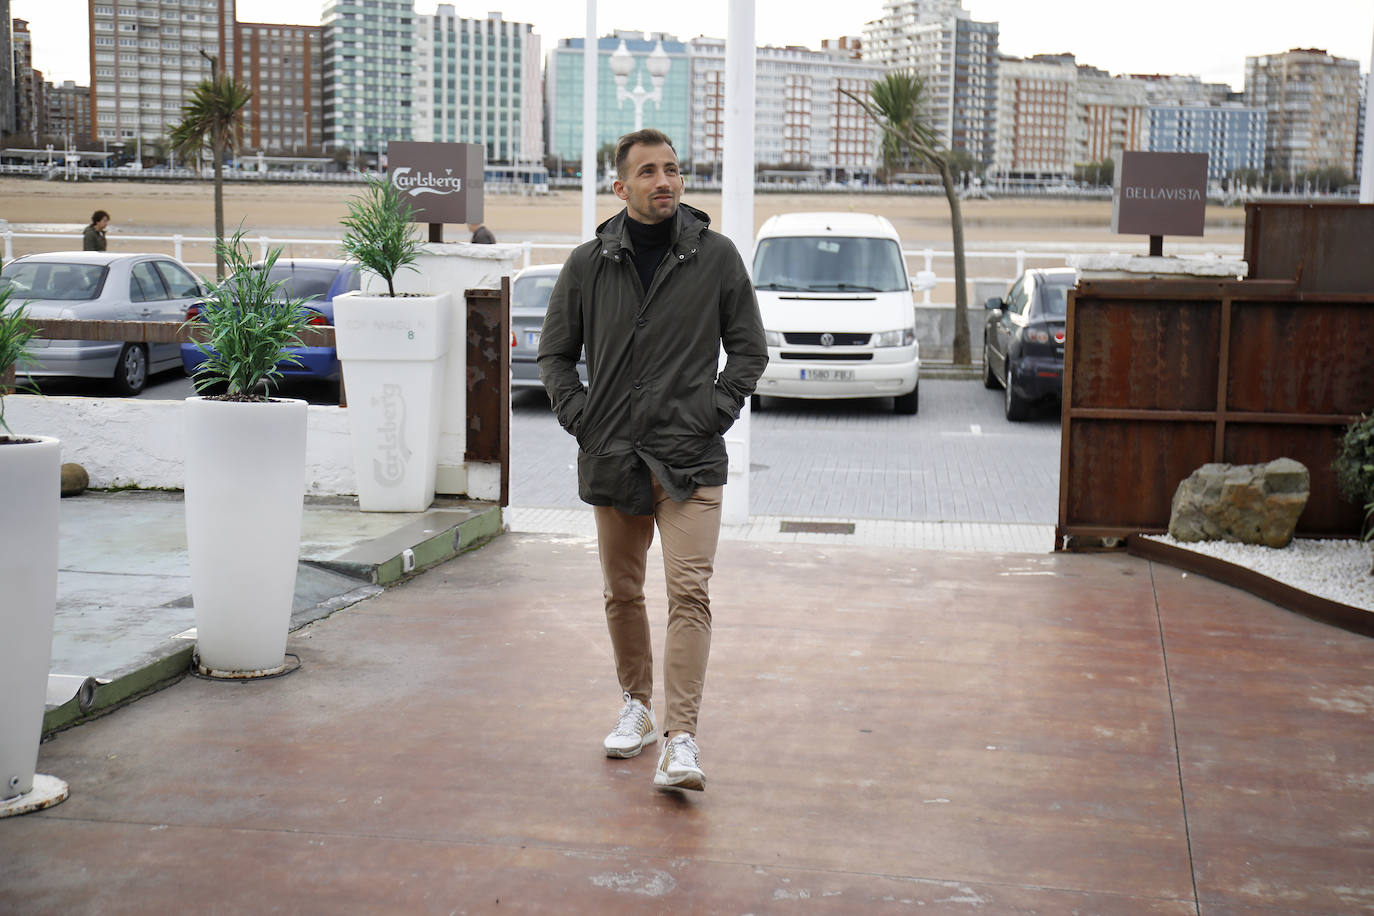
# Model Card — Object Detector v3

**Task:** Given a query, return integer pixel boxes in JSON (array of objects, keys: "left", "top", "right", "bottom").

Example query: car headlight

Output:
[
  {"left": 872, "top": 328, "right": 915, "bottom": 348},
  {"left": 764, "top": 329, "right": 784, "bottom": 347}
]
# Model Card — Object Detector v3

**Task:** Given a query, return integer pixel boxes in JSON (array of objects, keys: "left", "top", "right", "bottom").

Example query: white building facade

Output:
[{"left": 412, "top": 8, "right": 541, "bottom": 164}]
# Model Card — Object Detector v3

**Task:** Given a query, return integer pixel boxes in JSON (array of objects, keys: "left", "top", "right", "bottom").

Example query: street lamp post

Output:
[{"left": 609, "top": 40, "right": 671, "bottom": 132}]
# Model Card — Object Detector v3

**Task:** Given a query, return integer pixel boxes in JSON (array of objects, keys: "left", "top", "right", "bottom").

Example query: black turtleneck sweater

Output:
[{"left": 624, "top": 213, "right": 673, "bottom": 301}]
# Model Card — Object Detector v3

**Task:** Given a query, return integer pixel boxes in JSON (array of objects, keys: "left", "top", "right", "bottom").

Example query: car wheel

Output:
[
  {"left": 893, "top": 384, "right": 918, "bottom": 415},
  {"left": 750, "top": 394, "right": 764, "bottom": 412},
  {"left": 111, "top": 343, "right": 148, "bottom": 396},
  {"left": 1003, "top": 362, "right": 1028, "bottom": 421},
  {"left": 982, "top": 341, "right": 1000, "bottom": 389}
]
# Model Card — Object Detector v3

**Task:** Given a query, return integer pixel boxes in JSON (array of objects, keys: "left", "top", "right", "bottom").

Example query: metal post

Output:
[
  {"left": 522, "top": 240, "right": 532, "bottom": 270},
  {"left": 721, "top": 0, "right": 756, "bottom": 527},
  {"left": 173, "top": 234, "right": 183, "bottom": 261},
  {"left": 922, "top": 249, "right": 934, "bottom": 306},
  {"left": 580, "top": 1, "right": 597, "bottom": 243}
]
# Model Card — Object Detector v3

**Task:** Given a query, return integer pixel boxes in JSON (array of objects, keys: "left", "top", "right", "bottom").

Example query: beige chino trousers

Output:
[{"left": 593, "top": 475, "right": 723, "bottom": 737}]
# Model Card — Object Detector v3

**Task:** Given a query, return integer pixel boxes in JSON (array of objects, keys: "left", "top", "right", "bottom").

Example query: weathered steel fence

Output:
[{"left": 1057, "top": 203, "right": 1374, "bottom": 547}]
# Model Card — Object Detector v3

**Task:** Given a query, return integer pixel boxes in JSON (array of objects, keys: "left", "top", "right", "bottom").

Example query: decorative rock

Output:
[
  {"left": 60, "top": 463, "right": 89, "bottom": 497},
  {"left": 1168, "top": 458, "right": 1309, "bottom": 547}
]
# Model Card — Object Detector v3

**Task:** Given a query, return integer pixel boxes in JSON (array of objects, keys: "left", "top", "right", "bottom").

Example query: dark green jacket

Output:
[{"left": 538, "top": 203, "right": 766, "bottom": 515}]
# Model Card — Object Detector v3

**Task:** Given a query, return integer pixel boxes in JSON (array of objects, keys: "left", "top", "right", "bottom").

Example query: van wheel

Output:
[
  {"left": 894, "top": 385, "right": 918, "bottom": 415},
  {"left": 111, "top": 343, "right": 148, "bottom": 396}
]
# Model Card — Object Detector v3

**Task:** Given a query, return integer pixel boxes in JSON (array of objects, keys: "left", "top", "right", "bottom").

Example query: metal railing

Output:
[{"left": 1, "top": 229, "right": 1244, "bottom": 299}]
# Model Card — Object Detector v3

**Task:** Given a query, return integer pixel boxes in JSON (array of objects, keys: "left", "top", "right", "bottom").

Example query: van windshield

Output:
[{"left": 753, "top": 236, "right": 907, "bottom": 292}]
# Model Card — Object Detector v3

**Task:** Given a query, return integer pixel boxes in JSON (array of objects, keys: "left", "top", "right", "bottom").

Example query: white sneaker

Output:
[
  {"left": 604, "top": 692, "right": 658, "bottom": 758},
  {"left": 654, "top": 734, "right": 705, "bottom": 791}
]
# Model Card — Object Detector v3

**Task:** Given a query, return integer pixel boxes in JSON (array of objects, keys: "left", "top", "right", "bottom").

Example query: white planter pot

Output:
[
  {"left": 0, "top": 435, "right": 65, "bottom": 807},
  {"left": 185, "top": 397, "right": 308, "bottom": 677},
  {"left": 334, "top": 290, "right": 452, "bottom": 512}
]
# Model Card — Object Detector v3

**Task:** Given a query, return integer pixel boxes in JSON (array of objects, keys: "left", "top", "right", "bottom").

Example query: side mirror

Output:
[
  {"left": 911, "top": 270, "right": 937, "bottom": 292},
  {"left": 985, "top": 297, "right": 1003, "bottom": 311}
]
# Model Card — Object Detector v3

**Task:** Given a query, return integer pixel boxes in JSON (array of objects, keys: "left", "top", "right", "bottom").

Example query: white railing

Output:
[{"left": 0, "top": 230, "right": 1244, "bottom": 298}]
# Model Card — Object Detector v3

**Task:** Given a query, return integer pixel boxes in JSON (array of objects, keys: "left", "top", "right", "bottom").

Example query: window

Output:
[
  {"left": 155, "top": 260, "right": 201, "bottom": 298},
  {"left": 130, "top": 262, "right": 170, "bottom": 302}
]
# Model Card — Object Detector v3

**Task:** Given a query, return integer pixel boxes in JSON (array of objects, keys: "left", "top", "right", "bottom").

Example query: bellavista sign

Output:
[
  {"left": 385, "top": 141, "right": 485, "bottom": 225},
  {"left": 1111, "top": 151, "right": 1208, "bottom": 237}
]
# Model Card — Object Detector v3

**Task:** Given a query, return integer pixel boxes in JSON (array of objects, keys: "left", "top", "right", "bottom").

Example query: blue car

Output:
[{"left": 181, "top": 258, "right": 360, "bottom": 382}]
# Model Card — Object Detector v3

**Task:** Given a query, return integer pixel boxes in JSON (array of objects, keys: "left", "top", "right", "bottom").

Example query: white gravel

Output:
[{"left": 1142, "top": 535, "right": 1374, "bottom": 612}]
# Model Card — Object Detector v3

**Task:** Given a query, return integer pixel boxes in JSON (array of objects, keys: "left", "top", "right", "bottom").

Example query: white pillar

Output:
[
  {"left": 721, "top": 0, "right": 756, "bottom": 527},
  {"left": 581, "top": 2, "right": 598, "bottom": 241}
]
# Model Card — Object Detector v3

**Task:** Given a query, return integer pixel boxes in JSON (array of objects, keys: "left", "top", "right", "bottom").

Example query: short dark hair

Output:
[
  {"left": 91, "top": 210, "right": 109, "bottom": 223},
  {"left": 614, "top": 129, "right": 676, "bottom": 180}
]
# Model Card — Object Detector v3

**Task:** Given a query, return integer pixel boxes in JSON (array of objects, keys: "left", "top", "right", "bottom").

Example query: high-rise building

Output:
[
  {"left": 230, "top": 20, "right": 322, "bottom": 152},
  {"left": 413, "top": 7, "right": 541, "bottom": 164},
  {"left": 12, "top": 17, "right": 42, "bottom": 142},
  {"left": 544, "top": 32, "right": 690, "bottom": 167},
  {"left": 89, "top": 0, "right": 235, "bottom": 145},
  {"left": 1, "top": 6, "right": 15, "bottom": 138},
  {"left": 321, "top": 0, "right": 413, "bottom": 156},
  {"left": 1127, "top": 73, "right": 1233, "bottom": 108},
  {"left": 1145, "top": 103, "right": 1266, "bottom": 183},
  {"left": 685, "top": 37, "right": 882, "bottom": 176},
  {"left": 1075, "top": 64, "right": 1147, "bottom": 163},
  {"left": 862, "top": 0, "right": 999, "bottom": 165},
  {"left": 44, "top": 79, "right": 92, "bottom": 146},
  {"left": 1245, "top": 48, "right": 1361, "bottom": 176}
]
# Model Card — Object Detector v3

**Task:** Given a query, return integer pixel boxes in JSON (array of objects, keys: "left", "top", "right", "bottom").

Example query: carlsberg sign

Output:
[{"left": 385, "top": 141, "right": 485, "bottom": 225}]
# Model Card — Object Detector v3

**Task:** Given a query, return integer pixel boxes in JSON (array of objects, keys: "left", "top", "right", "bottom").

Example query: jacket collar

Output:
[{"left": 597, "top": 203, "right": 711, "bottom": 257}]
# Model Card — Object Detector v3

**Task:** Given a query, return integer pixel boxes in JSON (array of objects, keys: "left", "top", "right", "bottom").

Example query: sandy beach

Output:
[{"left": 0, "top": 176, "right": 1247, "bottom": 271}]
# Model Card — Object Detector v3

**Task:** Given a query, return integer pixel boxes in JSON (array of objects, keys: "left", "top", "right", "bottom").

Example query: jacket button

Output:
[
  {"left": 633, "top": 381, "right": 642, "bottom": 389},
  {"left": 636, "top": 318, "right": 647, "bottom": 327},
  {"left": 633, "top": 439, "right": 642, "bottom": 448},
  {"left": 678, "top": 254, "right": 685, "bottom": 259}
]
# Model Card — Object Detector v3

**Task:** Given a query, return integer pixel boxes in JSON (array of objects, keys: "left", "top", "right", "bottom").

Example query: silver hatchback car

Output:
[
  {"left": 510, "top": 263, "right": 586, "bottom": 391},
  {"left": 0, "top": 251, "right": 205, "bottom": 395}
]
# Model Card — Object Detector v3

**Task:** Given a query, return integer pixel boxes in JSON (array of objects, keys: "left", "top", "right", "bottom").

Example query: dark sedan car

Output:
[
  {"left": 982, "top": 267, "right": 1078, "bottom": 421},
  {"left": 181, "top": 258, "right": 359, "bottom": 381}
]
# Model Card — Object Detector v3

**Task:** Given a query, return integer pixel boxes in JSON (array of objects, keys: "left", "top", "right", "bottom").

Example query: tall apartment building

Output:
[
  {"left": 685, "top": 37, "right": 883, "bottom": 175},
  {"left": 1128, "top": 73, "right": 1233, "bottom": 108},
  {"left": 322, "top": 0, "right": 412, "bottom": 156},
  {"left": 230, "top": 21, "right": 322, "bottom": 152},
  {"left": 1245, "top": 48, "right": 1362, "bottom": 176},
  {"left": 992, "top": 54, "right": 1146, "bottom": 181},
  {"left": 1, "top": 7, "right": 15, "bottom": 137},
  {"left": 45, "top": 80, "right": 93, "bottom": 146},
  {"left": 544, "top": 32, "right": 690, "bottom": 165},
  {"left": 413, "top": 7, "right": 541, "bottom": 164},
  {"left": 862, "top": 0, "right": 999, "bottom": 165},
  {"left": 89, "top": 0, "right": 234, "bottom": 145},
  {"left": 12, "top": 16, "right": 42, "bottom": 142},
  {"left": 1145, "top": 103, "right": 1266, "bottom": 182}
]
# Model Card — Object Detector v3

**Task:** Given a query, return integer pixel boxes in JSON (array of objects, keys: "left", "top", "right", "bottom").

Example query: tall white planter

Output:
[
  {"left": 0, "top": 435, "right": 69, "bottom": 815},
  {"left": 333, "top": 290, "right": 452, "bottom": 512},
  {"left": 185, "top": 397, "right": 308, "bottom": 677}
]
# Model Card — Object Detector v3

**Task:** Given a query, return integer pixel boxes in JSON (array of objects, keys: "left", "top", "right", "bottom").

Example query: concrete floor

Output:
[{"left": 3, "top": 533, "right": 1372, "bottom": 914}]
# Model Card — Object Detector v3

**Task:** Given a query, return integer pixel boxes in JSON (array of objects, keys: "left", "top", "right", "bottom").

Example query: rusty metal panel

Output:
[
  {"left": 1223, "top": 422, "right": 1362, "bottom": 536},
  {"left": 464, "top": 280, "right": 510, "bottom": 506},
  {"left": 1064, "top": 419, "right": 1214, "bottom": 530},
  {"left": 1069, "top": 294, "right": 1219, "bottom": 411},
  {"left": 1245, "top": 202, "right": 1374, "bottom": 293},
  {"left": 1228, "top": 300, "right": 1374, "bottom": 415}
]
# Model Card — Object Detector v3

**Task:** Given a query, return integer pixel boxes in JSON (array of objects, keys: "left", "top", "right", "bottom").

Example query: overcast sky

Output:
[{"left": 15, "top": 0, "right": 1373, "bottom": 91}]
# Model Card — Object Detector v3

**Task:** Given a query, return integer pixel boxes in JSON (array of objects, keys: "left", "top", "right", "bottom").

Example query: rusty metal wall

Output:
[
  {"left": 464, "top": 279, "right": 510, "bottom": 506},
  {"left": 1058, "top": 278, "right": 1373, "bottom": 546},
  {"left": 1245, "top": 203, "right": 1374, "bottom": 294}
]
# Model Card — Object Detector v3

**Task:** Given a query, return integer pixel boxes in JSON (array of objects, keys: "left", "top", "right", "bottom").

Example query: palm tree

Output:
[
  {"left": 844, "top": 71, "right": 971, "bottom": 365},
  {"left": 168, "top": 69, "right": 252, "bottom": 279}
]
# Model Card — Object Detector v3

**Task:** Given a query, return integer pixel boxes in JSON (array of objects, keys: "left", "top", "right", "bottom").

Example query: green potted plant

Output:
[
  {"left": 182, "top": 230, "right": 315, "bottom": 677},
  {"left": 0, "top": 286, "right": 70, "bottom": 815},
  {"left": 1334, "top": 414, "right": 1374, "bottom": 574},
  {"left": 333, "top": 173, "right": 454, "bottom": 512}
]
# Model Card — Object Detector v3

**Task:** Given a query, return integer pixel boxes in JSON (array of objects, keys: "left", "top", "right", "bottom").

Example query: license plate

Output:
[
  {"left": 525, "top": 331, "right": 540, "bottom": 348},
  {"left": 800, "top": 368, "right": 854, "bottom": 381}
]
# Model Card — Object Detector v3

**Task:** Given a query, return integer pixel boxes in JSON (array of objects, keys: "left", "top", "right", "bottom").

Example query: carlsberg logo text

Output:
[
  {"left": 391, "top": 167, "right": 462, "bottom": 198},
  {"left": 373, "top": 384, "right": 412, "bottom": 487}
]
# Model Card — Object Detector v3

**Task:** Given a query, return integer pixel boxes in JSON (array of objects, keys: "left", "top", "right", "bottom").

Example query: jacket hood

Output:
[{"left": 596, "top": 203, "right": 712, "bottom": 254}]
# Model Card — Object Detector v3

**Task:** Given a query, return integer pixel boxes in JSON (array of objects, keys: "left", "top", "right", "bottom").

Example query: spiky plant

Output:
[
  {"left": 339, "top": 173, "right": 422, "bottom": 297},
  {"left": 0, "top": 283, "right": 39, "bottom": 439}
]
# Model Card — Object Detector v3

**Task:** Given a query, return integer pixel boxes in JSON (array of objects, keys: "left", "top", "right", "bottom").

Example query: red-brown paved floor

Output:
[{"left": 3, "top": 535, "right": 1371, "bottom": 914}]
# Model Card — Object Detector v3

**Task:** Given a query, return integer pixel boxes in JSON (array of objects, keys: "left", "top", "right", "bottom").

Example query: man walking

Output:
[
  {"left": 83, "top": 210, "right": 110, "bottom": 251},
  {"left": 538, "top": 129, "right": 765, "bottom": 791}
]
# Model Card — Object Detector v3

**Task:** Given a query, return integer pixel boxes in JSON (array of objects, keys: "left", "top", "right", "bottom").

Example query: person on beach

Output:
[
  {"left": 83, "top": 210, "right": 109, "bottom": 251},
  {"left": 537, "top": 128, "right": 766, "bottom": 792},
  {"left": 467, "top": 221, "right": 495, "bottom": 244}
]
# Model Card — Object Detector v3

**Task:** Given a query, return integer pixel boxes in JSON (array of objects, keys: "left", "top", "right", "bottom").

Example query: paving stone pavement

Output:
[{"left": 509, "top": 378, "right": 1061, "bottom": 551}]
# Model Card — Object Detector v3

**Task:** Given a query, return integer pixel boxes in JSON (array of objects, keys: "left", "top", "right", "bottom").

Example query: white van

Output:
[{"left": 750, "top": 212, "right": 920, "bottom": 414}]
